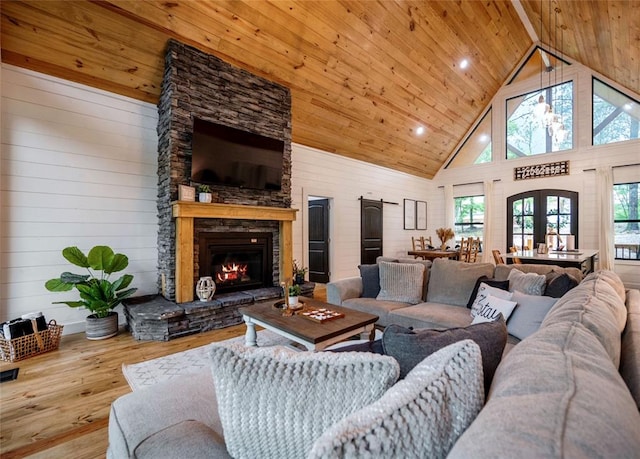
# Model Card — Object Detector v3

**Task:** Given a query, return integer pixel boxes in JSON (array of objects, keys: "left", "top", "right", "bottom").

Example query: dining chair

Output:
[
  {"left": 509, "top": 246, "right": 522, "bottom": 264},
  {"left": 411, "top": 236, "right": 425, "bottom": 251},
  {"left": 459, "top": 237, "right": 470, "bottom": 262},
  {"left": 492, "top": 249, "right": 504, "bottom": 265},
  {"left": 467, "top": 238, "right": 481, "bottom": 263}
]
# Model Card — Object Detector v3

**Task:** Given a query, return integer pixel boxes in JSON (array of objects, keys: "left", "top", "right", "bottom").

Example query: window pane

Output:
[
  {"left": 454, "top": 195, "right": 485, "bottom": 239},
  {"left": 593, "top": 78, "right": 640, "bottom": 146},
  {"left": 613, "top": 182, "right": 640, "bottom": 260},
  {"left": 559, "top": 197, "right": 571, "bottom": 214},
  {"left": 447, "top": 109, "right": 492, "bottom": 168},
  {"left": 524, "top": 197, "right": 534, "bottom": 215},
  {"left": 506, "top": 81, "right": 573, "bottom": 158},
  {"left": 513, "top": 199, "right": 523, "bottom": 216},
  {"left": 547, "top": 196, "right": 558, "bottom": 215}
]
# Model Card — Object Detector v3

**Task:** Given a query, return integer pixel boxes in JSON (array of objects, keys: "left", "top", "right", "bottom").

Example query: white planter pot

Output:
[
  {"left": 288, "top": 296, "right": 299, "bottom": 307},
  {"left": 199, "top": 192, "right": 212, "bottom": 203}
]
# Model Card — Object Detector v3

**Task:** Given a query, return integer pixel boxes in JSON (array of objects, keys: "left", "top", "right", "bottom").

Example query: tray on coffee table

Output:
[{"left": 297, "top": 308, "right": 345, "bottom": 323}]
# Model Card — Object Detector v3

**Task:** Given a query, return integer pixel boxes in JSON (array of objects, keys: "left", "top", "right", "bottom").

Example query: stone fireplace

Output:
[
  {"left": 157, "top": 39, "right": 294, "bottom": 303},
  {"left": 123, "top": 40, "right": 303, "bottom": 340}
]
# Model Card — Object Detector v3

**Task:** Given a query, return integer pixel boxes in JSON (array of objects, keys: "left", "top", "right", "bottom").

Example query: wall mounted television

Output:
[{"left": 191, "top": 118, "right": 285, "bottom": 191}]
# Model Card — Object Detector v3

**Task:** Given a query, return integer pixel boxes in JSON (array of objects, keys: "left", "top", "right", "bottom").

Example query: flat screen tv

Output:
[{"left": 191, "top": 118, "right": 284, "bottom": 191}]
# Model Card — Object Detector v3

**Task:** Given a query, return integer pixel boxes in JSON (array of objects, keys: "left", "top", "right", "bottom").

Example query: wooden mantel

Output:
[{"left": 172, "top": 202, "right": 298, "bottom": 303}]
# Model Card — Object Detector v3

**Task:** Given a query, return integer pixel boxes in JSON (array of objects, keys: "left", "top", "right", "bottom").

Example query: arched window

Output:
[{"left": 507, "top": 189, "right": 578, "bottom": 251}]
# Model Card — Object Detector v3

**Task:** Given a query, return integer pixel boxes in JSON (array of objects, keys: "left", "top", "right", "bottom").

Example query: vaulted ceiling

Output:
[{"left": 2, "top": 1, "right": 638, "bottom": 179}]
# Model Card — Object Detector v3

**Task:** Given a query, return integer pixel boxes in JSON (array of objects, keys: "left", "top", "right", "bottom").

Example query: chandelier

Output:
[{"left": 533, "top": 3, "right": 568, "bottom": 144}]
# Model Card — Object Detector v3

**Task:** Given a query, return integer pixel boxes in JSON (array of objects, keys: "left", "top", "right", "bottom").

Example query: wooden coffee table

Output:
[{"left": 238, "top": 298, "right": 378, "bottom": 351}]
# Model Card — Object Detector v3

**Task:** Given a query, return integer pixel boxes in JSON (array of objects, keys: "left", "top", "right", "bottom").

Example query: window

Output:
[
  {"left": 454, "top": 196, "right": 484, "bottom": 240},
  {"left": 613, "top": 182, "right": 640, "bottom": 260},
  {"left": 507, "top": 190, "right": 578, "bottom": 251},
  {"left": 446, "top": 109, "right": 492, "bottom": 168},
  {"left": 593, "top": 78, "right": 640, "bottom": 146},
  {"left": 506, "top": 81, "right": 573, "bottom": 158}
]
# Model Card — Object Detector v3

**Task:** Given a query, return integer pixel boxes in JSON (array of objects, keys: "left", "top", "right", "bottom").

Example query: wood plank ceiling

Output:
[{"left": 2, "top": 1, "right": 638, "bottom": 179}]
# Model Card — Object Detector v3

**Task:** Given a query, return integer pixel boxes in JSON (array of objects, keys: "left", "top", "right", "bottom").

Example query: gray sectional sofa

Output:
[{"left": 108, "top": 263, "right": 640, "bottom": 458}]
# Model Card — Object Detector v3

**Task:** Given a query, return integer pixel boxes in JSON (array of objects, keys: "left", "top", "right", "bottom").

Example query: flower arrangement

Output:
[{"left": 435, "top": 227, "right": 455, "bottom": 249}]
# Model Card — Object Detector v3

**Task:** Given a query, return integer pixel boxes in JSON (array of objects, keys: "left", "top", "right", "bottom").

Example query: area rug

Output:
[{"left": 122, "top": 330, "right": 289, "bottom": 391}]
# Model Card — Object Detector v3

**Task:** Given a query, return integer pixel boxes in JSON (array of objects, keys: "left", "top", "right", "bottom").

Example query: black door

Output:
[
  {"left": 308, "top": 199, "right": 330, "bottom": 283},
  {"left": 361, "top": 199, "right": 383, "bottom": 264}
]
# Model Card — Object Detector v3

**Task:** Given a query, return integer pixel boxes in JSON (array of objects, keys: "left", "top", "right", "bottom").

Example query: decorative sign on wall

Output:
[
  {"left": 514, "top": 160, "right": 570, "bottom": 181},
  {"left": 404, "top": 199, "right": 416, "bottom": 230},
  {"left": 416, "top": 201, "right": 427, "bottom": 230}
]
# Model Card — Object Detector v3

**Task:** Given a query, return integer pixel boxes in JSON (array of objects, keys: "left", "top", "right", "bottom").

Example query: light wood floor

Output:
[{"left": 0, "top": 285, "right": 326, "bottom": 458}]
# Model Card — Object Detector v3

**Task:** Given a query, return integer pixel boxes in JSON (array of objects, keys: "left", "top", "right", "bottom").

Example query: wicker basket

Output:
[{"left": 0, "top": 320, "right": 63, "bottom": 362}]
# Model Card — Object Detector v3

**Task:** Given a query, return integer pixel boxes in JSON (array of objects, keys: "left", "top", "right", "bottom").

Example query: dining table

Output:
[
  {"left": 501, "top": 249, "right": 598, "bottom": 275},
  {"left": 407, "top": 249, "right": 459, "bottom": 261}
]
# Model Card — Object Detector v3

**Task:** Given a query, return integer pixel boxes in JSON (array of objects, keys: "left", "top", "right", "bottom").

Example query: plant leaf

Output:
[
  {"left": 45, "top": 278, "right": 74, "bottom": 292},
  {"left": 60, "top": 272, "right": 90, "bottom": 284},
  {"left": 88, "top": 246, "right": 114, "bottom": 271},
  {"left": 105, "top": 253, "right": 128, "bottom": 274},
  {"left": 62, "top": 247, "right": 89, "bottom": 268},
  {"left": 112, "top": 274, "right": 134, "bottom": 291}
]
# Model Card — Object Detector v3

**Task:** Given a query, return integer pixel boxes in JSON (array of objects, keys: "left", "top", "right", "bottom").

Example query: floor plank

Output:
[{"left": 0, "top": 285, "right": 326, "bottom": 458}]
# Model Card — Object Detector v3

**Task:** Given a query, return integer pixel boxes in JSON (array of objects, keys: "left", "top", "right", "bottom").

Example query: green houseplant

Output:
[
  {"left": 197, "top": 184, "right": 213, "bottom": 203},
  {"left": 45, "top": 245, "right": 137, "bottom": 340},
  {"left": 292, "top": 259, "right": 308, "bottom": 284},
  {"left": 287, "top": 284, "right": 301, "bottom": 307}
]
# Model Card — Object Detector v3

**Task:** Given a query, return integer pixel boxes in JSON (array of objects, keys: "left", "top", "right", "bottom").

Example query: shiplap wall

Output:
[
  {"left": 1, "top": 65, "right": 159, "bottom": 334},
  {"left": 291, "top": 144, "right": 438, "bottom": 282}
]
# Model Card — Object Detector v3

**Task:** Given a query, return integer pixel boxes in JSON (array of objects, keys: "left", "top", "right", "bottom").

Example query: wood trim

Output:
[{"left": 172, "top": 202, "right": 297, "bottom": 303}]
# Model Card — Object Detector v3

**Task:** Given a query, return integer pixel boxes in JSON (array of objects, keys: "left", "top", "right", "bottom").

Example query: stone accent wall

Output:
[{"left": 157, "top": 39, "right": 292, "bottom": 301}]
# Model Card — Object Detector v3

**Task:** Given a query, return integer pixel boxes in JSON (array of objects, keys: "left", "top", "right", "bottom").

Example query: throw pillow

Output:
[
  {"left": 381, "top": 321, "right": 507, "bottom": 392},
  {"left": 470, "top": 282, "right": 514, "bottom": 319},
  {"left": 358, "top": 264, "right": 380, "bottom": 298},
  {"left": 209, "top": 343, "right": 399, "bottom": 459},
  {"left": 507, "top": 291, "right": 559, "bottom": 340},
  {"left": 471, "top": 296, "right": 517, "bottom": 324},
  {"left": 544, "top": 272, "right": 579, "bottom": 298},
  {"left": 308, "top": 340, "right": 484, "bottom": 459},
  {"left": 426, "top": 258, "right": 494, "bottom": 307},
  {"left": 376, "top": 261, "right": 425, "bottom": 304},
  {"left": 508, "top": 269, "right": 546, "bottom": 296},
  {"left": 466, "top": 276, "right": 511, "bottom": 309}
]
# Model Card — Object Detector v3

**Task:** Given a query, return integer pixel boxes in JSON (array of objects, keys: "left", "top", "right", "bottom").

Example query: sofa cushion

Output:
[
  {"left": 427, "top": 258, "right": 494, "bottom": 307},
  {"left": 471, "top": 297, "right": 517, "bottom": 324},
  {"left": 543, "top": 271, "right": 627, "bottom": 366},
  {"left": 507, "top": 291, "right": 558, "bottom": 340},
  {"left": 508, "top": 269, "right": 546, "bottom": 295},
  {"left": 466, "top": 276, "right": 510, "bottom": 309},
  {"left": 448, "top": 322, "right": 640, "bottom": 459},
  {"left": 308, "top": 340, "right": 484, "bottom": 459},
  {"left": 107, "top": 371, "right": 224, "bottom": 459},
  {"left": 376, "top": 261, "right": 425, "bottom": 304},
  {"left": 387, "top": 302, "right": 473, "bottom": 330},
  {"left": 133, "top": 420, "right": 230, "bottom": 459},
  {"left": 382, "top": 320, "right": 507, "bottom": 391},
  {"left": 343, "top": 297, "right": 410, "bottom": 327},
  {"left": 494, "top": 264, "right": 583, "bottom": 283},
  {"left": 620, "top": 289, "right": 640, "bottom": 410},
  {"left": 358, "top": 264, "right": 380, "bottom": 298},
  {"left": 544, "top": 272, "right": 579, "bottom": 298},
  {"left": 469, "top": 282, "right": 514, "bottom": 320},
  {"left": 209, "top": 343, "right": 399, "bottom": 459}
]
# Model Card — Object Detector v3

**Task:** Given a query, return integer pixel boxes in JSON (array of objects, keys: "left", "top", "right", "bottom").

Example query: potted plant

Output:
[
  {"left": 435, "top": 227, "right": 455, "bottom": 251},
  {"left": 288, "top": 284, "right": 301, "bottom": 307},
  {"left": 292, "top": 259, "right": 308, "bottom": 284},
  {"left": 45, "top": 245, "right": 137, "bottom": 340},
  {"left": 197, "top": 184, "right": 212, "bottom": 203}
]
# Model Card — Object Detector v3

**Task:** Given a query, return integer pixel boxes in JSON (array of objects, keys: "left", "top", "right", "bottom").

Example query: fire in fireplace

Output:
[{"left": 199, "top": 232, "right": 273, "bottom": 294}]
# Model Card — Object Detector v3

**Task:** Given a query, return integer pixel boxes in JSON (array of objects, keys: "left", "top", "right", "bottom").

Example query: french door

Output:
[{"left": 507, "top": 189, "right": 578, "bottom": 251}]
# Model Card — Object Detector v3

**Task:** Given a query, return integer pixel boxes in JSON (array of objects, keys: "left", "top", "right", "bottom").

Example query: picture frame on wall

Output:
[
  {"left": 416, "top": 200, "right": 427, "bottom": 230},
  {"left": 404, "top": 199, "right": 416, "bottom": 230}
]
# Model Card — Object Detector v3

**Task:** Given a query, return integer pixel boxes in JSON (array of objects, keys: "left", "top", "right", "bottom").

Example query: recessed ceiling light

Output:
[
  {"left": 460, "top": 59, "right": 469, "bottom": 69},
  {"left": 624, "top": 103, "right": 633, "bottom": 111},
  {"left": 416, "top": 126, "right": 425, "bottom": 135},
  {"left": 479, "top": 134, "right": 488, "bottom": 142}
]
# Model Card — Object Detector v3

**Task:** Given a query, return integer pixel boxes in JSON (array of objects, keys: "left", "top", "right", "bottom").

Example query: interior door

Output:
[
  {"left": 308, "top": 199, "right": 330, "bottom": 283},
  {"left": 360, "top": 199, "right": 383, "bottom": 264}
]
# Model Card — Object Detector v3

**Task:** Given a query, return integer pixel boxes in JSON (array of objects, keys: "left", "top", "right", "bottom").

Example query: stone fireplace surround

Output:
[{"left": 124, "top": 40, "right": 300, "bottom": 340}]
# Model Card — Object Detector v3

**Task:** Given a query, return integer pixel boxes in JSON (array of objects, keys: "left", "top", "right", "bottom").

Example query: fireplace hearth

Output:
[{"left": 199, "top": 232, "right": 273, "bottom": 294}]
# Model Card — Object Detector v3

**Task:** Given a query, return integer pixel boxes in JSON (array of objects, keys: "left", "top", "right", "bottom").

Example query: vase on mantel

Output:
[{"left": 196, "top": 276, "right": 216, "bottom": 302}]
